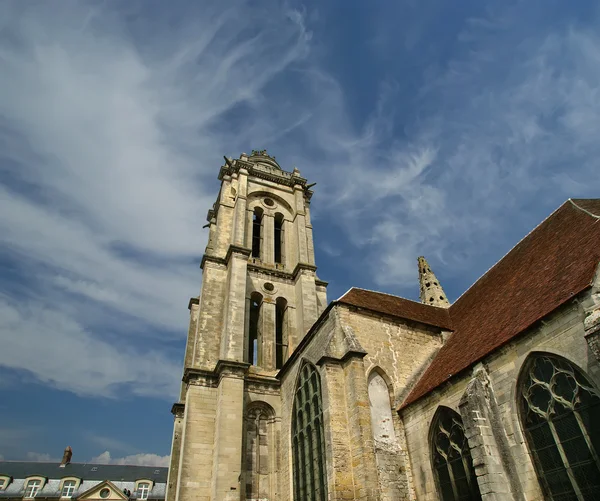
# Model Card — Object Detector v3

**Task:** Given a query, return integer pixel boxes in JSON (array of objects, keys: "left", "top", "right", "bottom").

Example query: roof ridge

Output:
[
  {"left": 568, "top": 198, "right": 600, "bottom": 219},
  {"left": 450, "top": 199, "right": 571, "bottom": 307},
  {"left": 340, "top": 286, "right": 424, "bottom": 305}
]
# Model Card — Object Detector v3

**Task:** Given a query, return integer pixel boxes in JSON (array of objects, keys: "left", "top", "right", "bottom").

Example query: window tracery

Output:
[
  {"left": 292, "top": 362, "right": 327, "bottom": 501},
  {"left": 244, "top": 403, "right": 274, "bottom": 501},
  {"left": 430, "top": 407, "right": 481, "bottom": 501},
  {"left": 519, "top": 353, "right": 600, "bottom": 500}
]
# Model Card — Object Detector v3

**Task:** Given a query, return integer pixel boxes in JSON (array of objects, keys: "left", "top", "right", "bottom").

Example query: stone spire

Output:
[{"left": 418, "top": 256, "right": 449, "bottom": 308}]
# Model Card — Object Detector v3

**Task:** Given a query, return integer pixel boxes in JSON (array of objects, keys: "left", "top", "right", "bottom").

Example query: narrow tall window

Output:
[
  {"left": 244, "top": 403, "right": 274, "bottom": 500},
  {"left": 275, "top": 298, "right": 288, "bottom": 369},
  {"left": 248, "top": 292, "right": 263, "bottom": 365},
  {"left": 25, "top": 480, "right": 41, "bottom": 498},
  {"left": 518, "top": 353, "right": 600, "bottom": 500},
  {"left": 274, "top": 213, "right": 284, "bottom": 264},
  {"left": 292, "top": 362, "right": 327, "bottom": 501},
  {"left": 430, "top": 407, "right": 481, "bottom": 501},
  {"left": 252, "top": 208, "right": 263, "bottom": 259},
  {"left": 61, "top": 481, "right": 76, "bottom": 498}
]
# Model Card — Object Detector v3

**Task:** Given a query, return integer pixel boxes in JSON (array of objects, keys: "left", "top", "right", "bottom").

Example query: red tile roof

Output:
[
  {"left": 400, "top": 199, "right": 600, "bottom": 409},
  {"left": 338, "top": 288, "right": 452, "bottom": 330}
]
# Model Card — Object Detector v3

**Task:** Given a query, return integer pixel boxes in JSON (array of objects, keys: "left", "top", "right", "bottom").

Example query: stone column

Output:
[
  {"left": 343, "top": 357, "right": 379, "bottom": 501},
  {"left": 294, "top": 267, "right": 319, "bottom": 340},
  {"left": 176, "top": 381, "right": 218, "bottom": 501},
  {"left": 262, "top": 213, "right": 275, "bottom": 265},
  {"left": 232, "top": 168, "right": 249, "bottom": 247},
  {"left": 459, "top": 365, "right": 524, "bottom": 501},
  {"left": 180, "top": 298, "right": 200, "bottom": 401},
  {"left": 293, "top": 184, "right": 309, "bottom": 264},
  {"left": 220, "top": 249, "right": 250, "bottom": 361},
  {"left": 305, "top": 203, "right": 316, "bottom": 266},
  {"left": 211, "top": 361, "right": 249, "bottom": 501},
  {"left": 166, "top": 404, "right": 185, "bottom": 501}
]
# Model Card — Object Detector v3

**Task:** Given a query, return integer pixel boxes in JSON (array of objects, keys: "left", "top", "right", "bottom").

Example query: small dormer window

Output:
[
  {"left": 61, "top": 480, "right": 77, "bottom": 498},
  {"left": 136, "top": 482, "right": 150, "bottom": 500},
  {"left": 25, "top": 479, "right": 41, "bottom": 498}
]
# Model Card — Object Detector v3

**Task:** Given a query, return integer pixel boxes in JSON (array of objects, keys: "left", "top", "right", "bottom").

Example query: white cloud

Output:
[
  {"left": 0, "top": 294, "right": 180, "bottom": 398},
  {"left": 90, "top": 451, "right": 170, "bottom": 467},
  {"left": 26, "top": 452, "right": 58, "bottom": 462}
]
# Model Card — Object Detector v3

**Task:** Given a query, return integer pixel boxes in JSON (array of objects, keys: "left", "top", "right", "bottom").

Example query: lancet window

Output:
[
  {"left": 430, "top": 407, "right": 481, "bottom": 501},
  {"left": 247, "top": 292, "right": 263, "bottom": 365},
  {"left": 275, "top": 297, "right": 288, "bottom": 369},
  {"left": 518, "top": 353, "right": 600, "bottom": 500},
  {"left": 292, "top": 362, "right": 327, "bottom": 501},
  {"left": 252, "top": 207, "right": 263, "bottom": 259},
  {"left": 274, "top": 213, "right": 284, "bottom": 265}
]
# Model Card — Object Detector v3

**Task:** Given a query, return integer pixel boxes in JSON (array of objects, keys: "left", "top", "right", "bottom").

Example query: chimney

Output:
[{"left": 60, "top": 446, "right": 72, "bottom": 467}]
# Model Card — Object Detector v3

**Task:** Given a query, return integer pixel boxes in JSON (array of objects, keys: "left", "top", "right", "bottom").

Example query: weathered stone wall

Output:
[
  {"left": 401, "top": 292, "right": 600, "bottom": 501},
  {"left": 174, "top": 384, "right": 218, "bottom": 501},
  {"left": 193, "top": 262, "right": 227, "bottom": 370},
  {"left": 279, "top": 308, "right": 382, "bottom": 501},
  {"left": 336, "top": 305, "right": 445, "bottom": 500}
]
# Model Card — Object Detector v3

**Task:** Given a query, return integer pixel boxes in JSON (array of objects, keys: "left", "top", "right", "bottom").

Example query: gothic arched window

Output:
[
  {"left": 252, "top": 207, "right": 263, "bottom": 259},
  {"left": 430, "top": 407, "right": 481, "bottom": 501},
  {"left": 244, "top": 403, "right": 275, "bottom": 501},
  {"left": 247, "top": 292, "right": 263, "bottom": 365},
  {"left": 518, "top": 353, "right": 600, "bottom": 500},
  {"left": 274, "top": 213, "right": 284, "bottom": 265},
  {"left": 292, "top": 362, "right": 327, "bottom": 501},
  {"left": 275, "top": 297, "right": 288, "bottom": 369}
]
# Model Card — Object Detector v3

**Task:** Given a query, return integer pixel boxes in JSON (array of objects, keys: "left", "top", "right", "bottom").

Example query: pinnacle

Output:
[{"left": 418, "top": 256, "right": 450, "bottom": 308}]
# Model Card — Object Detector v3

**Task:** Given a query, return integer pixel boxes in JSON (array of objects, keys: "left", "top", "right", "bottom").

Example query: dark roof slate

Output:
[
  {"left": 401, "top": 199, "right": 600, "bottom": 408},
  {"left": 0, "top": 463, "right": 167, "bottom": 483},
  {"left": 338, "top": 288, "right": 452, "bottom": 330}
]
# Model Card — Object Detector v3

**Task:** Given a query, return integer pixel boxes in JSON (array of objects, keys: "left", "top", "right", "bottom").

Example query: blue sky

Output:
[{"left": 1, "top": 0, "right": 600, "bottom": 465}]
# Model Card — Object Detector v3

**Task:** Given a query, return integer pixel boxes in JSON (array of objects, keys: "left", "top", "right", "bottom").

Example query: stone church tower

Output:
[
  {"left": 166, "top": 150, "right": 327, "bottom": 501},
  {"left": 166, "top": 151, "right": 600, "bottom": 501}
]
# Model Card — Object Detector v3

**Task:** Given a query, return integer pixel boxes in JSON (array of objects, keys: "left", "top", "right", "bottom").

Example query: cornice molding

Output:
[
  {"left": 316, "top": 349, "right": 368, "bottom": 367},
  {"left": 200, "top": 245, "right": 252, "bottom": 270}
]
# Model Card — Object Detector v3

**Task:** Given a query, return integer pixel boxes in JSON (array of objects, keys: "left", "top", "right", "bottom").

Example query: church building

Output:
[{"left": 166, "top": 151, "right": 600, "bottom": 501}]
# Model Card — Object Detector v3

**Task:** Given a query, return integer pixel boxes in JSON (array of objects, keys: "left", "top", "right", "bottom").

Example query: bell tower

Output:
[{"left": 166, "top": 150, "right": 327, "bottom": 501}]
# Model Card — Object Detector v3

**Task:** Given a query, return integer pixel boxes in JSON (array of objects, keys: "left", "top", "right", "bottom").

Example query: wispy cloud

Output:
[
  {"left": 0, "top": 0, "right": 311, "bottom": 398},
  {"left": 1, "top": 0, "right": 600, "bottom": 408}
]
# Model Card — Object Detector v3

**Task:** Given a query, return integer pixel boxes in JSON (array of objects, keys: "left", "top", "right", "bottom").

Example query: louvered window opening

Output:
[
  {"left": 432, "top": 408, "right": 482, "bottom": 501},
  {"left": 292, "top": 363, "right": 327, "bottom": 501},
  {"left": 520, "top": 354, "right": 600, "bottom": 500}
]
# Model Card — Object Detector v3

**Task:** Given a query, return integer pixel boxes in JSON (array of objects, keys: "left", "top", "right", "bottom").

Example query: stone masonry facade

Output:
[{"left": 166, "top": 152, "right": 600, "bottom": 501}]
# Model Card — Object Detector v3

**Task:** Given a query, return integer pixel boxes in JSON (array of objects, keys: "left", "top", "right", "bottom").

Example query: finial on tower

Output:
[{"left": 418, "top": 256, "right": 449, "bottom": 308}]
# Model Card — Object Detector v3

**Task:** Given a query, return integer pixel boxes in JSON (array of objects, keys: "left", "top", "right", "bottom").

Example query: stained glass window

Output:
[
  {"left": 292, "top": 362, "right": 327, "bottom": 501},
  {"left": 431, "top": 407, "right": 481, "bottom": 501},
  {"left": 519, "top": 353, "right": 600, "bottom": 500}
]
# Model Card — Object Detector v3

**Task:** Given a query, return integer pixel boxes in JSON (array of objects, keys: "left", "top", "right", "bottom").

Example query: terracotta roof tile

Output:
[
  {"left": 401, "top": 199, "right": 600, "bottom": 409},
  {"left": 338, "top": 288, "right": 452, "bottom": 330}
]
